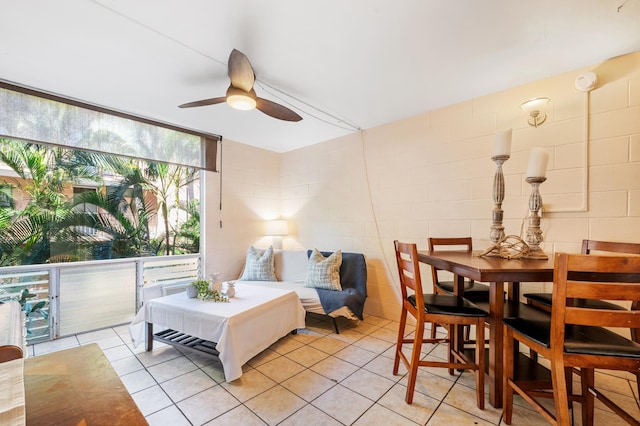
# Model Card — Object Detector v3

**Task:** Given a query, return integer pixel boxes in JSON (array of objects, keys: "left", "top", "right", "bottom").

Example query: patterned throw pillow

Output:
[
  {"left": 239, "top": 246, "right": 277, "bottom": 281},
  {"left": 304, "top": 249, "right": 342, "bottom": 291}
]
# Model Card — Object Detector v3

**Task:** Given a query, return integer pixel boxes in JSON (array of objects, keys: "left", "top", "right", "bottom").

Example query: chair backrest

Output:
[
  {"left": 394, "top": 241, "right": 425, "bottom": 311},
  {"left": 581, "top": 239, "right": 640, "bottom": 255},
  {"left": 428, "top": 237, "right": 473, "bottom": 289},
  {"left": 550, "top": 253, "right": 640, "bottom": 362},
  {"left": 581, "top": 239, "right": 640, "bottom": 313}
]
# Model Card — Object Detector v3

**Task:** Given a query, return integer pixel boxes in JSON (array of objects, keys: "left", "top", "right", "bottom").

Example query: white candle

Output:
[
  {"left": 526, "top": 147, "right": 549, "bottom": 178},
  {"left": 493, "top": 129, "right": 512, "bottom": 157}
]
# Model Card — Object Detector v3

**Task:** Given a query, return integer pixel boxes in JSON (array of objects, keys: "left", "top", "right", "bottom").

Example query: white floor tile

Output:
[
  {"left": 26, "top": 314, "right": 640, "bottom": 426},
  {"left": 178, "top": 385, "right": 241, "bottom": 425},
  {"left": 131, "top": 384, "right": 173, "bottom": 416},
  {"left": 312, "top": 384, "right": 374, "bottom": 425},
  {"left": 146, "top": 404, "right": 192, "bottom": 426}
]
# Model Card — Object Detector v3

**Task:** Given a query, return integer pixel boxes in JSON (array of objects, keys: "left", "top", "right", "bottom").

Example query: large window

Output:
[
  {"left": 0, "top": 82, "right": 219, "bottom": 266},
  {"left": 0, "top": 138, "right": 201, "bottom": 266}
]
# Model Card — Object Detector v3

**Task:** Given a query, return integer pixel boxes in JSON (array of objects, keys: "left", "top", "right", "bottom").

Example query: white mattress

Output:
[{"left": 238, "top": 280, "right": 359, "bottom": 320}]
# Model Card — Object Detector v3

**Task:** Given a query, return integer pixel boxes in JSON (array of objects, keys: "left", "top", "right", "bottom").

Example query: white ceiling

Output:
[{"left": 1, "top": 0, "right": 640, "bottom": 153}]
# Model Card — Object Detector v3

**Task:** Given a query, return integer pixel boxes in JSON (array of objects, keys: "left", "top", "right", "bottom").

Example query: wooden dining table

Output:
[{"left": 417, "top": 250, "right": 554, "bottom": 408}]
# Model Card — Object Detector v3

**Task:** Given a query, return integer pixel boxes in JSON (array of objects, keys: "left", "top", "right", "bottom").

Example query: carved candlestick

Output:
[
  {"left": 490, "top": 155, "right": 509, "bottom": 243},
  {"left": 523, "top": 176, "right": 548, "bottom": 259}
]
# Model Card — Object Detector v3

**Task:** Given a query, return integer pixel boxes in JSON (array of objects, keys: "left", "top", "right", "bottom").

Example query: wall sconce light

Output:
[
  {"left": 265, "top": 220, "right": 288, "bottom": 249},
  {"left": 520, "top": 97, "right": 550, "bottom": 127}
]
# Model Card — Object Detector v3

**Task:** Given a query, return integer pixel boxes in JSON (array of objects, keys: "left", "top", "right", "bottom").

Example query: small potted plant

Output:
[{"left": 186, "top": 282, "right": 198, "bottom": 298}]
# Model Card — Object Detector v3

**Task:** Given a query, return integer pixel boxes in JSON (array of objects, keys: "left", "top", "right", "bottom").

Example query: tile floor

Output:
[{"left": 29, "top": 314, "right": 640, "bottom": 425}]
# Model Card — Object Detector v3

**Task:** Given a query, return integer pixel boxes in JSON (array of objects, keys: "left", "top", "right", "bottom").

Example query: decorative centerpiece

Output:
[
  {"left": 209, "top": 272, "right": 222, "bottom": 293},
  {"left": 226, "top": 281, "right": 236, "bottom": 298},
  {"left": 191, "top": 279, "right": 229, "bottom": 302}
]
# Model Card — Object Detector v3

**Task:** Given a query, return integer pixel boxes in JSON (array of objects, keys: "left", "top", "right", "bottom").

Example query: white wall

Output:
[
  {"left": 206, "top": 51, "right": 640, "bottom": 321},
  {"left": 203, "top": 140, "right": 284, "bottom": 281}
]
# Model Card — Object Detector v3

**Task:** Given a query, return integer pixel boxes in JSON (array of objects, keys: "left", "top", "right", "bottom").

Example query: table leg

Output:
[
  {"left": 453, "top": 274, "right": 464, "bottom": 353},
  {"left": 507, "top": 282, "right": 520, "bottom": 302},
  {"left": 489, "top": 281, "right": 505, "bottom": 408},
  {"left": 146, "top": 322, "right": 153, "bottom": 351}
]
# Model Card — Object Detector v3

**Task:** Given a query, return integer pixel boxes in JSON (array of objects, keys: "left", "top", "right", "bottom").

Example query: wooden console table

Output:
[{"left": 24, "top": 343, "right": 147, "bottom": 425}]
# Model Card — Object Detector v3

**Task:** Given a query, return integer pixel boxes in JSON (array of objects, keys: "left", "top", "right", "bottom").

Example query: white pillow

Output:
[
  {"left": 239, "top": 246, "right": 277, "bottom": 281},
  {"left": 275, "top": 250, "right": 309, "bottom": 282},
  {"left": 304, "top": 249, "right": 342, "bottom": 291}
]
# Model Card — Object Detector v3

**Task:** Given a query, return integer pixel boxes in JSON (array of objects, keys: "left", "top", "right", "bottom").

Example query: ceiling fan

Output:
[{"left": 178, "top": 49, "right": 303, "bottom": 122}]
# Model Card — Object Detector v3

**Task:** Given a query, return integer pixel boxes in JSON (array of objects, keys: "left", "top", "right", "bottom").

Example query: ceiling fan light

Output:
[
  {"left": 227, "top": 94, "right": 256, "bottom": 110},
  {"left": 226, "top": 86, "right": 257, "bottom": 111}
]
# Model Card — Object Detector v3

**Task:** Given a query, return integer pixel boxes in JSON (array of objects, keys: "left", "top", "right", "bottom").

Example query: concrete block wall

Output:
[
  {"left": 203, "top": 140, "right": 284, "bottom": 281},
  {"left": 206, "top": 51, "right": 640, "bottom": 321},
  {"left": 282, "top": 51, "right": 640, "bottom": 320}
]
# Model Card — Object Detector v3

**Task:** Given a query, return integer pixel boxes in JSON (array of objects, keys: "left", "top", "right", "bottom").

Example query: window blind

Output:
[{"left": 0, "top": 82, "right": 219, "bottom": 172}]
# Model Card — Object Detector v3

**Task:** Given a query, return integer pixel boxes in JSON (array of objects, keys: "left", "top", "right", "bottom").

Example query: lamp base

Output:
[
  {"left": 521, "top": 247, "right": 548, "bottom": 260},
  {"left": 272, "top": 236, "right": 283, "bottom": 250}
]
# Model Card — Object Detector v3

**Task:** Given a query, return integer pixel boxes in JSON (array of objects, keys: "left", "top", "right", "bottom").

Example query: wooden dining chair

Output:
[
  {"left": 393, "top": 240, "right": 488, "bottom": 407},
  {"left": 523, "top": 239, "right": 640, "bottom": 396},
  {"left": 503, "top": 253, "right": 640, "bottom": 425},
  {"left": 428, "top": 237, "right": 491, "bottom": 339}
]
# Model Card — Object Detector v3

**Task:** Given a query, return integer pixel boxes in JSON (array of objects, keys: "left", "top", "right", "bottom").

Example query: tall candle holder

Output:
[
  {"left": 523, "top": 176, "right": 548, "bottom": 259},
  {"left": 490, "top": 154, "right": 509, "bottom": 243}
]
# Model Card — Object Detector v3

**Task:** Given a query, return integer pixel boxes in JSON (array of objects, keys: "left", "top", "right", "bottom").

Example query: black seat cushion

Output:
[
  {"left": 436, "top": 280, "right": 494, "bottom": 302},
  {"left": 523, "top": 292, "right": 627, "bottom": 310},
  {"left": 408, "top": 294, "right": 488, "bottom": 317},
  {"left": 503, "top": 317, "right": 640, "bottom": 358},
  {"left": 503, "top": 317, "right": 553, "bottom": 348}
]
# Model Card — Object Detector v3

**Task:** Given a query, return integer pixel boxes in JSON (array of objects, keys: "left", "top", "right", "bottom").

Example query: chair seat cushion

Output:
[
  {"left": 503, "top": 317, "right": 640, "bottom": 358},
  {"left": 523, "top": 293, "right": 627, "bottom": 310},
  {"left": 436, "top": 280, "right": 491, "bottom": 302},
  {"left": 503, "top": 317, "right": 553, "bottom": 348},
  {"left": 408, "top": 294, "right": 487, "bottom": 317}
]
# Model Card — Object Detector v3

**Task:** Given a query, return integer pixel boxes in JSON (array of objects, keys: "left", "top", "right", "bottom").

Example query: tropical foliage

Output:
[{"left": 0, "top": 138, "right": 200, "bottom": 266}]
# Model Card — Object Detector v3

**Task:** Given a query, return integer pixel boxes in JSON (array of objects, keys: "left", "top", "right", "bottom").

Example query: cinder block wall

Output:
[{"left": 206, "top": 51, "right": 640, "bottom": 321}]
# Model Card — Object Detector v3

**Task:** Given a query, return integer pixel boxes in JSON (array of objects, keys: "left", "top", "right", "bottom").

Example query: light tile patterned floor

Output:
[{"left": 29, "top": 314, "right": 640, "bottom": 425}]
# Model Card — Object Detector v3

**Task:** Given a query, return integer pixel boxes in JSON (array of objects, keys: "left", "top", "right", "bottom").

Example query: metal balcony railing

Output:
[{"left": 0, "top": 254, "right": 201, "bottom": 344}]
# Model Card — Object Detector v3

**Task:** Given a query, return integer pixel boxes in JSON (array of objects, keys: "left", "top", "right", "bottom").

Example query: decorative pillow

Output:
[
  {"left": 239, "top": 245, "right": 277, "bottom": 281},
  {"left": 304, "top": 249, "right": 342, "bottom": 291}
]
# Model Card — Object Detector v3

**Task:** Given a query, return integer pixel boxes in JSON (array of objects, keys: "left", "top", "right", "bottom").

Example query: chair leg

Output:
[
  {"left": 448, "top": 324, "right": 455, "bottom": 375},
  {"left": 565, "top": 367, "right": 575, "bottom": 422},
  {"left": 529, "top": 348, "right": 539, "bottom": 362},
  {"left": 405, "top": 319, "right": 425, "bottom": 404},
  {"left": 632, "top": 326, "right": 640, "bottom": 398},
  {"left": 393, "top": 308, "right": 407, "bottom": 375},
  {"left": 502, "top": 325, "right": 514, "bottom": 425},
  {"left": 430, "top": 321, "right": 437, "bottom": 339},
  {"left": 332, "top": 317, "right": 340, "bottom": 334},
  {"left": 581, "top": 368, "right": 595, "bottom": 426},
  {"left": 551, "top": 357, "right": 571, "bottom": 425},
  {"left": 475, "top": 320, "right": 485, "bottom": 410}
]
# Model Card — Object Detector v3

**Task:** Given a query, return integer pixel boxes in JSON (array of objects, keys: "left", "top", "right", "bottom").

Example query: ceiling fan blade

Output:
[
  {"left": 256, "top": 98, "right": 303, "bottom": 122},
  {"left": 228, "top": 49, "right": 255, "bottom": 92},
  {"left": 178, "top": 97, "right": 226, "bottom": 108}
]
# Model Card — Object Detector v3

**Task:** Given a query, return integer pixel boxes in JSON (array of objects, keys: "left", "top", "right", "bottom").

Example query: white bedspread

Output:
[{"left": 130, "top": 283, "right": 306, "bottom": 382}]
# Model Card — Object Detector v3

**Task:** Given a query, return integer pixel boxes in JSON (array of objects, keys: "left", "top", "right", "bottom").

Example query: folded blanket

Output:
[{"left": 307, "top": 250, "right": 367, "bottom": 320}]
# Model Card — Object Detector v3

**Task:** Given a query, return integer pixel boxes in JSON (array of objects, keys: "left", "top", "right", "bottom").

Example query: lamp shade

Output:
[
  {"left": 265, "top": 220, "right": 288, "bottom": 236},
  {"left": 520, "top": 97, "right": 550, "bottom": 114}
]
